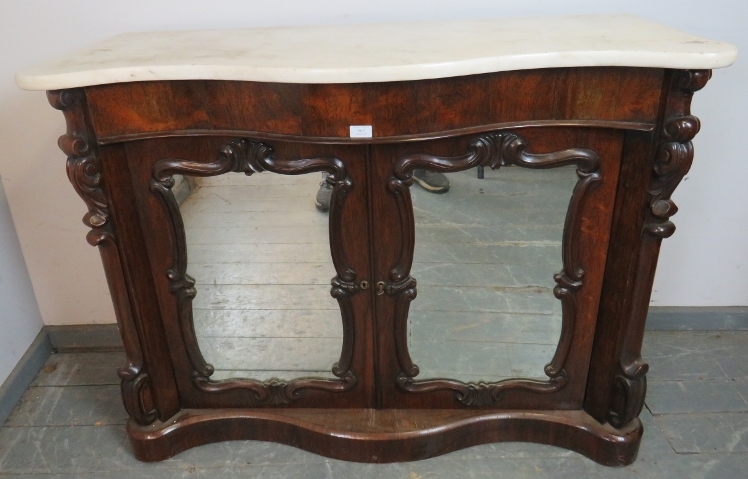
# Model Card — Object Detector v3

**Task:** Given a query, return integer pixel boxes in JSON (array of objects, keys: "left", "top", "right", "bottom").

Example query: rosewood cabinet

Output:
[{"left": 17, "top": 15, "right": 736, "bottom": 467}]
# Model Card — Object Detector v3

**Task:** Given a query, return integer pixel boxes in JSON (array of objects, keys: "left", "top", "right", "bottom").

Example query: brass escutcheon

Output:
[
  {"left": 359, "top": 280, "right": 369, "bottom": 290},
  {"left": 375, "top": 281, "right": 385, "bottom": 295}
]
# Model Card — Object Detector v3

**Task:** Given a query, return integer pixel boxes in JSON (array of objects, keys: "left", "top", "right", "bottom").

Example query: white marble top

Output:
[{"left": 16, "top": 14, "right": 737, "bottom": 90}]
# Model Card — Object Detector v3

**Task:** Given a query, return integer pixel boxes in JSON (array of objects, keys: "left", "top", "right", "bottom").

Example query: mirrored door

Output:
[
  {"left": 146, "top": 139, "right": 366, "bottom": 406},
  {"left": 376, "top": 131, "right": 603, "bottom": 407}
]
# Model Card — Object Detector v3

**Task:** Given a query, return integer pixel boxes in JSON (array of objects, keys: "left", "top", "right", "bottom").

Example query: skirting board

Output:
[
  {"left": 0, "top": 329, "right": 52, "bottom": 427},
  {"left": 645, "top": 306, "right": 748, "bottom": 331},
  {"left": 46, "top": 324, "right": 125, "bottom": 352},
  {"left": 42, "top": 306, "right": 748, "bottom": 353}
]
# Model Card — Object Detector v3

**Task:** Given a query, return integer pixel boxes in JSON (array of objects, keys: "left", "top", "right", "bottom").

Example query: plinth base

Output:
[{"left": 128, "top": 408, "right": 642, "bottom": 466}]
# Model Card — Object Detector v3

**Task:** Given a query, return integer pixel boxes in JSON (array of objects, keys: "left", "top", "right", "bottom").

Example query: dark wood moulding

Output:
[
  {"left": 48, "top": 66, "right": 708, "bottom": 465},
  {"left": 128, "top": 408, "right": 643, "bottom": 465}
]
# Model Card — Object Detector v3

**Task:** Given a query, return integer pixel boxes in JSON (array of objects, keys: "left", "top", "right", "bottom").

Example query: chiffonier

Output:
[{"left": 16, "top": 14, "right": 736, "bottom": 466}]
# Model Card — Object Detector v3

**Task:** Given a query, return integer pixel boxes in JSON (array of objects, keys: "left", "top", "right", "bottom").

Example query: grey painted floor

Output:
[{"left": 1, "top": 331, "right": 747, "bottom": 477}]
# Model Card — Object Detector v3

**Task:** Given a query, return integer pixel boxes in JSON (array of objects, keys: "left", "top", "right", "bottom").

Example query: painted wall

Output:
[
  {"left": 0, "top": 177, "right": 44, "bottom": 385},
  {"left": 0, "top": 0, "right": 745, "bottom": 326}
]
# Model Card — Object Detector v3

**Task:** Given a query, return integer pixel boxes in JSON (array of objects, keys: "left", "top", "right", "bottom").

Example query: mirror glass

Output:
[
  {"left": 177, "top": 172, "right": 342, "bottom": 381},
  {"left": 408, "top": 165, "right": 576, "bottom": 381}
]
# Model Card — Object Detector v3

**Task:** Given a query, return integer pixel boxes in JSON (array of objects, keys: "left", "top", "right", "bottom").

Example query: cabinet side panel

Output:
[
  {"left": 585, "top": 69, "right": 711, "bottom": 426},
  {"left": 584, "top": 131, "right": 655, "bottom": 423},
  {"left": 99, "top": 143, "right": 181, "bottom": 420},
  {"left": 49, "top": 89, "right": 179, "bottom": 423}
]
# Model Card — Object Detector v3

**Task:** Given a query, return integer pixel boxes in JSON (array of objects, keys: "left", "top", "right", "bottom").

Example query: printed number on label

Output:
[{"left": 349, "top": 125, "right": 373, "bottom": 138}]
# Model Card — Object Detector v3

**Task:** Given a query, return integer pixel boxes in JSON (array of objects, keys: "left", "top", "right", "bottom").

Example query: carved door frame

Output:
[{"left": 369, "top": 128, "right": 626, "bottom": 409}]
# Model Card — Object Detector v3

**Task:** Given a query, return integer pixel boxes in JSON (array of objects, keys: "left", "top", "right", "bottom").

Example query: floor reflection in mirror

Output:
[
  {"left": 179, "top": 172, "right": 341, "bottom": 381},
  {"left": 177, "top": 165, "right": 575, "bottom": 383},
  {"left": 410, "top": 166, "right": 574, "bottom": 381}
]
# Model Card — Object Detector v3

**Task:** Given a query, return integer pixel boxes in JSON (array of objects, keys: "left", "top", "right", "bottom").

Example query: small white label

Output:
[{"left": 350, "top": 125, "right": 373, "bottom": 138}]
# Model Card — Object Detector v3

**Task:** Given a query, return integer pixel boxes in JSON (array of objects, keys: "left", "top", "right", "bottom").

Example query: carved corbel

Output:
[
  {"left": 49, "top": 89, "right": 157, "bottom": 425},
  {"left": 644, "top": 70, "right": 711, "bottom": 238}
]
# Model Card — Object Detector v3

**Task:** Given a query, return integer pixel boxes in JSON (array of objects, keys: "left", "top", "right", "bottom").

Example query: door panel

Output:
[
  {"left": 124, "top": 138, "right": 376, "bottom": 408},
  {"left": 370, "top": 128, "right": 624, "bottom": 409}
]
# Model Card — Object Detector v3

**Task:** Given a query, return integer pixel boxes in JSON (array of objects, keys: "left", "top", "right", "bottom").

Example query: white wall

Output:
[
  {"left": 0, "top": 177, "right": 44, "bottom": 385},
  {"left": 0, "top": 0, "right": 745, "bottom": 327}
]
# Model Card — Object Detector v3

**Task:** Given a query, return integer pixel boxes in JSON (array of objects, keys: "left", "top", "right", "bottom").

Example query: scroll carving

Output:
[
  {"left": 609, "top": 70, "right": 711, "bottom": 427},
  {"left": 644, "top": 70, "right": 710, "bottom": 239},
  {"left": 49, "top": 89, "right": 157, "bottom": 425},
  {"left": 609, "top": 358, "right": 648, "bottom": 429},
  {"left": 390, "top": 132, "right": 600, "bottom": 405},
  {"left": 151, "top": 139, "right": 357, "bottom": 404}
]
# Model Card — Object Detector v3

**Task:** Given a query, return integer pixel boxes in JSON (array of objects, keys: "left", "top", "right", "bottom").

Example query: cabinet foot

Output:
[{"left": 127, "top": 408, "right": 642, "bottom": 466}]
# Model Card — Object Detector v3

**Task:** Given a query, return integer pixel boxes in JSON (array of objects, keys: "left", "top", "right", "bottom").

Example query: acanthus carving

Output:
[
  {"left": 49, "top": 89, "right": 156, "bottom": 425},
  {"left": 193, "top": 372, "right": 357, "bottom": 406},
  {"left": 608, "top": 70, "right": 711, "bottom": 427},
  {"left": 396, "top": 371, "right": 569, "bottom": 407},
  {"left": 389, "top": 131, "right": 600, "bottom": 406},
  {"left": 151, "top": 139, "right": 358, "bottom": 404},
  {"left": 50, "top": 89, "right": 106, "bottom": 246},
  {"left": 644, "top": 70, "right": 710, "bottom": 239}
]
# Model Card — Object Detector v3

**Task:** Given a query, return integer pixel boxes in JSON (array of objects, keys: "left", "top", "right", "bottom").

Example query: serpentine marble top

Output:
[{"left": 16, "top": 14, "right": 737, "bottom": 90}]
